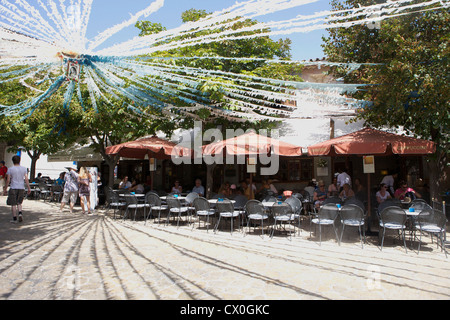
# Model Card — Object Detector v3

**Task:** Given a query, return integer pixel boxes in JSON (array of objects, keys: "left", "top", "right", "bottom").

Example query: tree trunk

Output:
[
  {"left": 105, "top": 155, "right": 120, "bottom": 188},
  {"left": 27, "top": 150, "right": 41, "bottom": 180},
  {"left": 428, "top": 150, "right": 447, "bottom": 202}
]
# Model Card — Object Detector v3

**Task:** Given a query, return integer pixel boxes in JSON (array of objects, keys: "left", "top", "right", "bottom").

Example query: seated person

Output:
[
  {"left": 258, "top": 179, "right": 278, "bottom": 196},
  {"left": 171, "top": 180, "right": 183, "bottom": 194},
  {"left": 240, "top": 180, "right": 254, "bottom": 200},
  {"left": 119, "top": 176, "right": 132, "bottom": 189},
  {"left": 55, "top": 172, "right": 65, "bottom": 186},
  {"left": 328, "top": 177, "right": 338, "bottom": 197},
  {"left": 191, "top": 179, "right": 205, "bottom": 197},
  {"left": 394, "top": 180, "right": 422, "bottom": 201},
  {"left": 129, "top": 179, "right": 145, "bottom": 193},
  {"left": 339, "top": 183, "right": 355, "bottom": 201},
  {"left": 217, "top": 183, "right": 231, "bottom": 198},
  {"left": 376, "top": 183, "right": 392, "bottom": 204},
  {"left": 313, "top": 181, "right": 328, "bottom": 208}
]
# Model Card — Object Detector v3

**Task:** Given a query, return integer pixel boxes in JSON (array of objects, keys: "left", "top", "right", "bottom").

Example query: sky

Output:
[{"left": 86, "top": 0, "right": 333, "bottom": 61}]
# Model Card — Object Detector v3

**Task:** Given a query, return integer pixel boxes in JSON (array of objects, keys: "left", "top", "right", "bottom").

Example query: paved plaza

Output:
[{"left": 0, "top": 197, "right": 449, "bottom": 301}]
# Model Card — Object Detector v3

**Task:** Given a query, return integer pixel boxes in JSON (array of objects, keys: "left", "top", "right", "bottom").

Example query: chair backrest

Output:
[
  {"left": 340, "top": 204, "right": 365, "bottom": 222},
  {"left": 377, "top": 199, "right": 401, "bottom": 213},
  {"left": 292, "top": 193, "right": 304, "bottom": 201},
  {"left": 124, "top": 194, "right": 138, "bottom": 205},
  {"left": 216, "top": 199, "right": 234, "bottom": 213},
  {"left": 285, "top": 197, "right": 302, "bottom": 214},
  {"left": 107, "top": 190, "right": 118, "bottom": 203},
  {"left": 166, "top": 195, "right": 181, "bottom": 209},
  {"left": 39, "top": 182, "right": 49, "bottom": 191},
  {"left": 380, "top": 206, "right": 407, "bottom": 226},
  {"left": 410, "top": 200, "right": 432, "bottom": 211},
  {"left": 145, "top": 192, "right": 161, "bottom": 206},
  {"left": 262, "top": 196, "right": 277, "bottom": 203},
  {"left": 233, "top": 194, "right": 248, "bottom": 209},
  {"left": 418, "top": 206, "right": 447, "bottom": 228},
  {"left": 193, "top": 197, "right": 210, "bottom": 212},
  {"left": 185, "top": 192, "right": 199, "bottom": 204},
  {"left": 317, "top": 203, "right": 340, "bottom": 221},
  {"left": 343, "top": 197, "right": 365, "bottom": 211},
  {"left": 245, "top": 199, "right": 265, "bottom": 216},
  {"left": 271, "top": 202, "right": 291, "bottom": 217}
]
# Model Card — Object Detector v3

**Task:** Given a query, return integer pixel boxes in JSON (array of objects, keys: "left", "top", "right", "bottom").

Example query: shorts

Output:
[
  {"left": 7, "top": 189, "right": 25, "bottom": 206},
  {"left": 62, "top": 191, "right": 78, "bottom": 204},
  {"left": 0, "top": 178, "right": 5, "bottom": 188}
]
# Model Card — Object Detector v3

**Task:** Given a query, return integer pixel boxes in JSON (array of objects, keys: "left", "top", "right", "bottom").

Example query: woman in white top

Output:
[
  {"left": 119, "top": 176, "right": 132, "bottom": 189},
  {"left": 376, "top": 183, "right": 392, "bottom": 204},
  {"left": 171, "top": 180, "right": 182, "bottom": 194}
]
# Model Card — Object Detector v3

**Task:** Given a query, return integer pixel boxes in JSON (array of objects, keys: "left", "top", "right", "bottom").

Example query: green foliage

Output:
[
  {"left": 322, "top": 1, "right": 449, "bottom": 152},
  {"left": 181, "top": 9, "right": 210, "bottom": 23},
  {"left": 322, "top": 0, "right": 449, "bottom": 197},
  {"left": 135, "top": 21, "right": 166, "bottom": 36}
]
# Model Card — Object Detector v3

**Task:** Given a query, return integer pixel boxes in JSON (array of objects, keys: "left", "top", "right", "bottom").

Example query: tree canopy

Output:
[{"left": 322, "top": 0, "right": 449, "bottom": 196}]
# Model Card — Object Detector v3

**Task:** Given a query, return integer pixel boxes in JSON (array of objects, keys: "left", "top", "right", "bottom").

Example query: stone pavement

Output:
[{"left": 0, "top": 196, "right": 449, "bottom": 300}]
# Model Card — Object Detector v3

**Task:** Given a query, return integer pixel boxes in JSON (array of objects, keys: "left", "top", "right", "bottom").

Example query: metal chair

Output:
[
  {"left": 415, "top": 207, "right": 447, "bottom": 257},
  {"left": 184, "top": 192, "right": 199, "bottom": 223},
  {"left": 285, "top": 196, "right": 303, "bottom": 235},
  {"left": 340, "top": 204, "right": 366, "bottom": 248},
  {"left": 192, "top": 197, "right": 216, "bottom": 232},
  {"left": 106, "top": 189, "right": 126, "bottom": 219},
  {"left": 270, "top": 202, "right": 293, "bottom": 240},
  {"left": 166, "top": 195, "right": 189, "bottom": 228},
  {"left": 38, "top": 182, "right": 51, "bottom": 201},
  {"left": 50, "top": 185, "right": 64, "bottom": 203},
  {"left": 379, "top": 206, "right": 408, "bottom": 252},
  {"left": 215, "top": 199, "right": 241, "bottom": 235},
  {"left": 409, "top": 199, "right": 432, "bottom": 211},
  {"left": 122, "top": 194, "right": 149, "bottom": 221},
  {"left": 310, "top": 203, "right": 340, "bottom": 246},
  {"left": 144, "top": 192, "right": 167, "bottom": 225},
  {"left": 244, "top": 200, "right": 268, "bottom": 237}
]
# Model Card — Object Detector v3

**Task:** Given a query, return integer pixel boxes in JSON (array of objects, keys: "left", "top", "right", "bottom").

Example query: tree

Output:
[
  {"left": 0, "top": 78, "right": 81, "bottom": 179},
  {"left": 322, "top": 0, "right": 449, "bottom": 199}
]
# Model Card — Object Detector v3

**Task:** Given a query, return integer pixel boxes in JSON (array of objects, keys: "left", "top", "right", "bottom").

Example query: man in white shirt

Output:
[
  {"left": 380, "top": 172, "right": 398, "bottom": 196},
  {"left": 6, "top": 156, "right": 31, "bottom": 223},
  {"left": 192, "top": 179, "right": 205, "bottom": 197},
  {"left": 337, "top": 169, "right": 352, "bottom": 191}
]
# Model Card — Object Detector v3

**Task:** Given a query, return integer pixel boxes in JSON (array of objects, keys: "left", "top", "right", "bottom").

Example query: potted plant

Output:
[{"left": 317, "top": 158, "right": 328, "bottom": 176}]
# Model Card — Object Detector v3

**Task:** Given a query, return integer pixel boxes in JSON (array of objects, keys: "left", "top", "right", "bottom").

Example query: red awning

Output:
[
  {"left": 308, "top": 128, "right": 435, "bottom": 156},
  {"left": 202, "top": 131, "right": 303, "bottom": 157},
  {"left": 105, "top": 136, "right": 191, "bottom": 160}
]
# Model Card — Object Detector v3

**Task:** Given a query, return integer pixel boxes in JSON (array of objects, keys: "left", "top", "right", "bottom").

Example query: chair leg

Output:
[
  {"left": 380, "top": 228, "right": 385, "bottom": 251},
  {"left": 333, "top": 223, "right": 340, "bottom": 246},
  {"left": 340, "top": 224, "right": 345, "bottom": 244}
]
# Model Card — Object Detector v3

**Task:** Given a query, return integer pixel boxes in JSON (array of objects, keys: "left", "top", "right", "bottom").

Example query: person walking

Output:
[
  {"left": 89, "top": 167, "right": 99, "bottom": 212},
  {"left": 6, "top": 155, "right": 31, "bottom": 223},
  {"left": 60, "top": 166, "right": 79, "bottom": 214},
  {"left": 78, "top": 167, "right": 92, "bottom": 215},
  {"left": 0, "top": 160, "right": 8, "bottom": 196}
]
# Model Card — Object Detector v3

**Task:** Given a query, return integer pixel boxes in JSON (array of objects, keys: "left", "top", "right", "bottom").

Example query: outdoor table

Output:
[
  {"left": 262, "top": 201, "right": 276, "bottom": 207},
  {"left": 403, "top": 208, "right": 422, "bottom": 247},
  {"left": 119, "top": 193, "right": 145, "bottom": 198},
  {"left": 208, "top": 199, "right": 236, "bottom": 204},
  {"left": 160, "top": 196, "right": 186, "bottom": 201}
]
